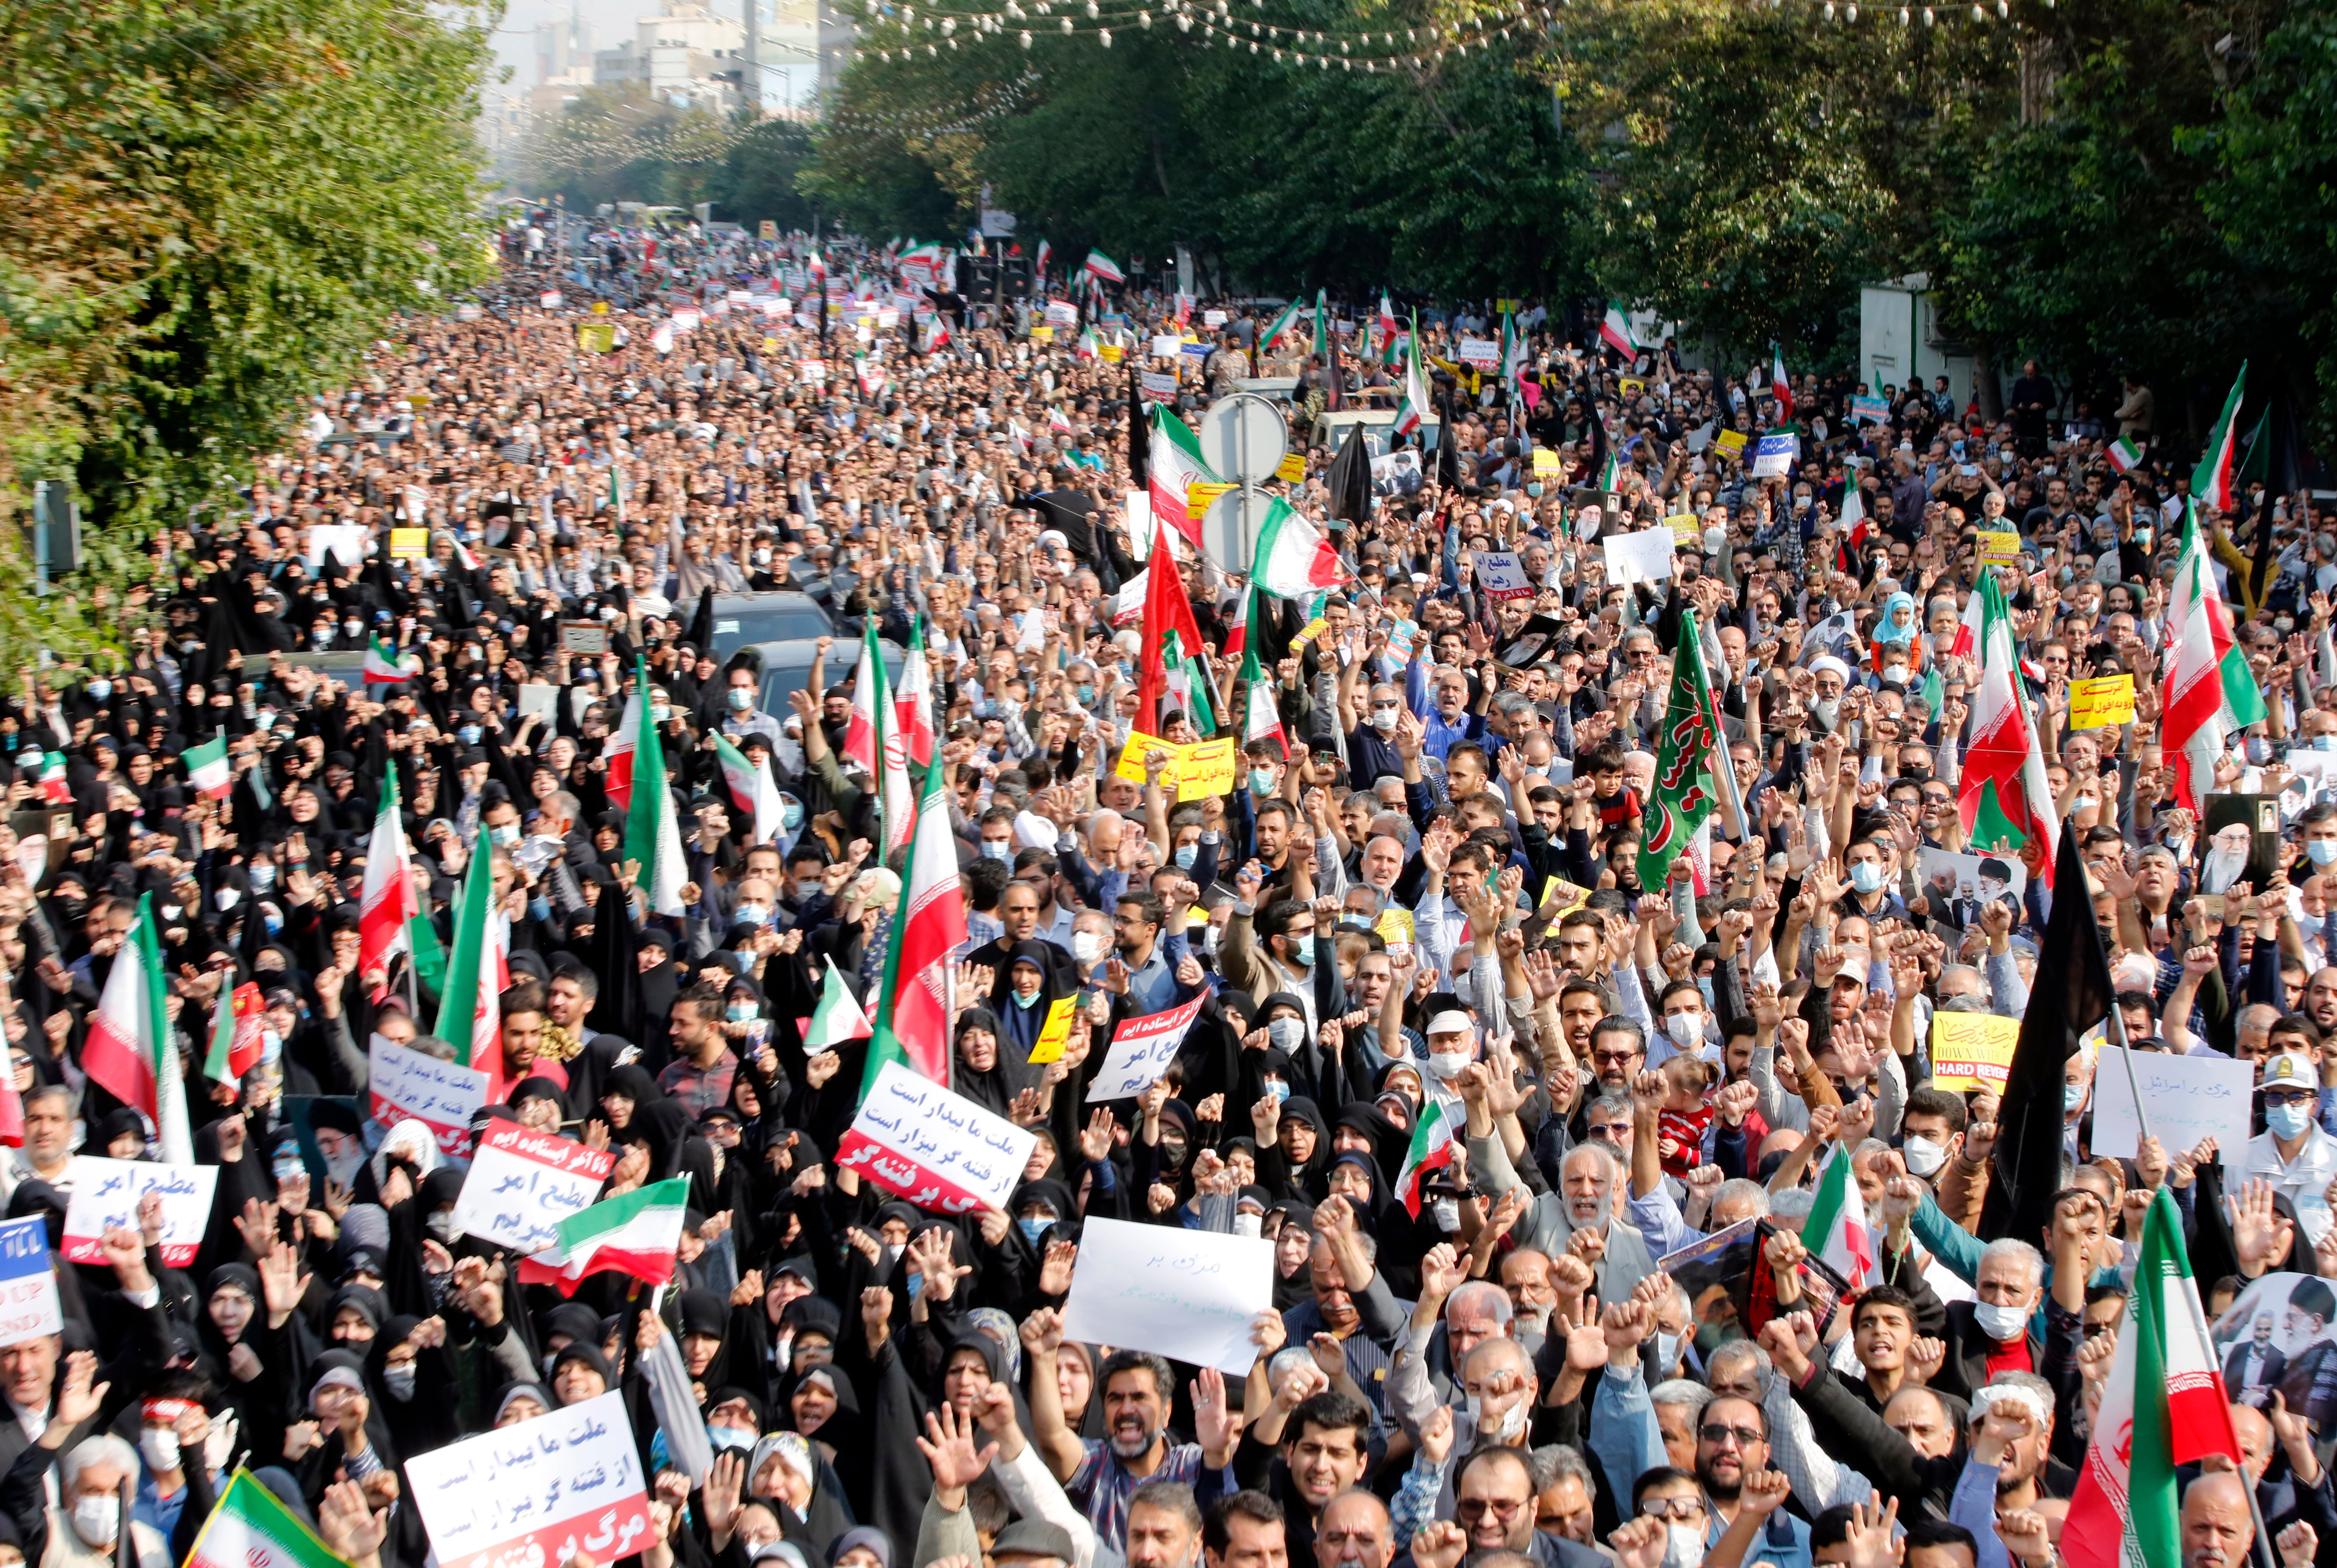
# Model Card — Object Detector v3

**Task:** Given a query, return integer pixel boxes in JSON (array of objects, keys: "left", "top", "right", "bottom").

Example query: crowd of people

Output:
[{"left": 5, "top": 221, "right": 2335, "bottom": 1568}]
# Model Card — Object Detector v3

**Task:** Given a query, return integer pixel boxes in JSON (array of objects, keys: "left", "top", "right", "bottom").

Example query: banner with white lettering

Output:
[
  {"left": 404, "top": 1390, "right": 651, "bottom": 1568},
  {"left": 60, "top": 1158, "right": 219, "bottom": 1266},
  {"left": 369, "top": 1037, "right": 491, "bottom": 1157},
  {"left": 835, "top": 1061, "right": 1035, "bottom": 1214},
  {"left": 450, "top": 1121, "right": 617, "bottom": 1254},
  {"left": 0, "top": 1217, "right": 61, "bottom": 1346}
]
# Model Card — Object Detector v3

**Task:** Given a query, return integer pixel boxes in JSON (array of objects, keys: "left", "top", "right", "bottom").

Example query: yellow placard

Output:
[
  {"left": 1929, "top": 1013, "right": 2021, "bottom": 1094},
  {"left": 1276, "top": 452, "right": 1307, "bottom": 483},
  {"left": 1026, "top": 996, "right": 1079, "bottom": 1064},
  {"left": 2069, "top": 674, "right": 2136, "bottom": 730},
  {"left": 1668, "top": 514, "right": 1701, "bottom": 544},
  {"left": 1290, "top": 616, "right": 1328, "bottom": 648},
  {"left": 1539, "top": 876, "right": 1590, "bottom": 916},
  {"left": 1977, "top": 530, "right": 2020, "bottom": 565},
  {"left": 1031, "top": 325, "right": 1055, "bottom": 341},
  {"left": 1532, "top": 450, "right": 1563, "bottom": 476},
  {"left": 1186, "top": 481, "right": 1236, "bottom": 522},
  {"left": 762, "top": 336, "right": 780, "bottom": 353},
  {"left": 388, "top": 528, "right": 428, "bottom": 561},
  {"left": 591, "top": 301, "right": 610, "bottom": 315},
  {"left": 1101, "top": 344, "right": 1124, "bottom": 363},
  {"left": 1175, "top": 737, "right": 1239, "bottom": 802},
  {"left": 1376, "top": 908, "right": 1414, "bottom": 955},
  {"left": 1115, "top": 731, "right": 1179, "bottom": 787},
  {"left": 1715, "top": 430, "right": 1748, "bottom": 458},
  {"left": 1620, "top": 378, "right": 1646, "bottom": 396},
  {"left": 575, "top": 322, "right": 617, "bottom": 353}
]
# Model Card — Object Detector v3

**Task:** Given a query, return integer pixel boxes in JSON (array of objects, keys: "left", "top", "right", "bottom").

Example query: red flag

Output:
[{"left": 1134, "top": 517, "right": 1206, "bottom": 732}]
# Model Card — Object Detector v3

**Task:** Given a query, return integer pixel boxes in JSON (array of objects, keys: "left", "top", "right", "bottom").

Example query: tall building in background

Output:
[
  {"left": 815, "top": 0, "right": 853, "bottom": 110},
  {"left": 535, "top": 3, "right": 593, "bottom": 84}
]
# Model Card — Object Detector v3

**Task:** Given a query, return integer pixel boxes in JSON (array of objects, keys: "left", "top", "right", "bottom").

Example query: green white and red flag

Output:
[
  {"left": 1239, "top": 587, "right": 1286, "bottom": 759},
  {"left": 1599, "top": 302, "right": 1636, "bottom": 357},
  {"left": 895, "top": 619, "right": 937, "bottom": 770},
  {"left": 621, "top": 661, "right": 688, "bottom": 917},
  {"left": 432, "top": 835, "right": 503, "bottom": 1075},
  {"left": 2191, "top": 363, "right": 2248, "bottom": 515},
  {"left": 202, "top": 981, "right": 266, "bottom": 1093},
  {"left": 358, "top": 770, "right": 416, "bottom": 980},
  {"left": 82, "top": 894, "right": 192, "bottom": 1163},
  {"left": 1803, "top": 1143, "right": 1875, "bottom": 1292},
  {"left": 1147, "top": 404, "right": 1220, "bottom": 559},
  {"left": 860, "top": 758, "right": 965, "bottom": 1095},
  {"left": 2162, "top": 500, "right": 2266, "bottom": 812},
  {"left": 183, "top": 734, "right": 229, "bottom": 799},
  {"left": 712, "top": 734, "right": 787, "bottom": 845},
  {"left": 803, "top": 960, "right": 873, "bottom": 1052},
  {"left": 1249, "top": 499, "right": 1342, "bottom": 600},
  {"left": 187, "top": 1469, "right": 347, "bottom": 1568},
  {"left": 2063, "top": 1189, "right": 2242, "bottom": 1568},
  {"left": 517, "top": 1178, "right": 690, "bottom": 1295},
  {"left": 1956, "top": 569, "right": 2060, "bottom": 886},
  {"left": 1395, "top": 1100, "right": 1455, "bottom": 1217},
  {"left": 362, "top": 635, "right": 412, "bottom": 685}
]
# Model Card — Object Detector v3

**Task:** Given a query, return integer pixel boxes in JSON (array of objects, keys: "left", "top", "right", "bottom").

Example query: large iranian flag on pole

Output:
[
  {"left": 860, "top": 759, "right": 965, "bottom": 1096},
  {"left": 1260, "top": 298, "right": 1303, "bottom": 351},
  {"left": 2191, "top": 362, "right": 2248, "bottom": 515},
  {"left": 1803, "top": 1144, "right": 1875, "bottom": 1292},
  {"left": 1239, "top": 587, "right": 1286, "bottom": 759},
  {"left": 2164, "top": 500, "right": 2267, "bottom": 812},
  {"left": 622, "top": 662, "right": 688, "bottom": 918},
  {"left": 1395, "top": 1100, "right": 1456, "bottom": 1217},
  {"left": 433, "top": 838, "right": 508, "bottom": 1074},
  {"left": 1393, "top": 316, "right": 1430, "bottom": 437},
  {"left": 1599, "top": 302, "right": 1636, "bottom": 357},
  {"left": 1956, "top": 569, "right": 2060, "bottom": 887},
  {"left": 187, "top": 1470, "right": 346, "bottom": 1568},
  {"left": 2063, "top": 1189, "right": 2242, "bottom": 1568},
  {"left": 712, "top": 734, "right": 786, "bottom": 845},
  {"left": 82, "top": 894, "right": 192, "bottom": 1164},
  {"left": 842, "top": 620, "right": 886, "bottom": 773},
  {"left": 358, "top": 771, "right": 416, "bottom": 980},
  {"left": 517, "top": 1177, "right": 690, "bottom": 1296},
  {"left": 601, "top": 686, "right": 643, "bottom": 814},
  {"left": 1148, "top": 405, "right": 1220, "bottom": 558},
  {"left": 1250, "top": 499, "right": 1342, "bottom": 600},
  {"left": 895, "top": 619, "right": 937, "bottom": 770}
]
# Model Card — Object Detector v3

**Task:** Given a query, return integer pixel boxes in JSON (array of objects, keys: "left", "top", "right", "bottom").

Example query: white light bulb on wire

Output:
[
  {"left": 1922, "top": 7, "right": 1933, "bottom": 22},
  {"left": 1100, "top": 25, "right": 1111, "bottom": 41},
  {"left": 1138, "top": 8, "right": 1149, "bottom": 22},
  {"left": 1019, "top": 28, "right": 1030, "bottom": 43}
]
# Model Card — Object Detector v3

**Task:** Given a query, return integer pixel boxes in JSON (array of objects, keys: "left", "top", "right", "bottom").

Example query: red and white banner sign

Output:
[
  {"left": 835, "top": 1061, "right": 1036, "bottom": 1215},
  {"left": 450, "top": 1121, "right": 616, "bottom": 1255},
  {"left": 1086, "top": 993, "right": 1209, "bottom": 1102}
]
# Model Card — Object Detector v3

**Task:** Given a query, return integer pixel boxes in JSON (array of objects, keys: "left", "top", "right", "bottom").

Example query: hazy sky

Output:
[{"left": 487, "top": 0, "right": 819, "bottom": 107}]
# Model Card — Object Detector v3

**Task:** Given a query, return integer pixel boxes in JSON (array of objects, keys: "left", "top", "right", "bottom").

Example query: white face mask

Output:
[
  {"left": 138, "top": 1429, "right": 181, "bottom": 1474},
  {"left": 71, "top": 1495, "right": 118, "bottom": 1548},
  {"left": 1072, "top": 931, "right": 1107, "bottom": 964},
  {"left": 1232, "top": 1213, "right": 1262, "bottom": 1238},
  {"left": 1370, "top": 708, "right": 1399, "bottom": 733},
  {"left": 1426, "top": 1048, "right": 1474, "bottom": 1080},
  {"left": 1432, "top": 1198, "right": 1461, "bottom": 1233},
  {"left": 1661, "top": 1524, "right": 1705, "bottom": 1568},
  {"left": 1466, "top": 1392, "right": 1528, "bottom": 1443},
  {"left": 1664, "top": 1010, "right": 1702, "bottom": 1043},
  {"left": 1972, "top": 1299, "right": 2030, "bottom": 1343},
  {"left": 1901, "top": 1135, "right": 1948, "bottom": 1177}
]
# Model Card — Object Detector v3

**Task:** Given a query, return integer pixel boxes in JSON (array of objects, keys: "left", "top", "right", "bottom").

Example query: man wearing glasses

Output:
[{"left": 1407, "top": 1447, "right": 1604, "bottom": 1568}]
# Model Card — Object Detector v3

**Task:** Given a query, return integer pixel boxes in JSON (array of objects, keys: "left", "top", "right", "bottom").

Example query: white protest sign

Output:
[
  {"left": 61, "top": 1159, "right": 218, "bottom": 1267},
  {"left": 452, "top": 1120, "right": 617, "bottom": 1255},
  {"left": 1060, "top": 1217, "right": 1274, "bottom": 1373},
  {"left": 1604, "top": 529, "right": 1677, "bottom": 587},
  {"left": 836, "top": 1060, "right": 1036, "bottom": 1213},
  {"left": 1470, "top": 551, "right": 1534, "bottom": 602},
  {"left": 303, "top": 525, "right": 369, "bottom": 575},
  {"left": 2090, "top": 1050, "right": 2253, "bottom": 1174},
  {"left": 1751, "top": 431, "right": 1799, "bottom": 478},
  {"left": 1151, "top": 335, "right": 1184, "bottom": 360},
  {"left": 404, "top": 1389, "right": 652, "bottom": 1568},
  {"left": 0, "top": 1217, "right": 61, "bottom": 1347},
  {"left": 1046, "top": 301, "right": 1081, "bottom": 327},
  {"left": 369, "top": 1037, "right": 492, "bottom": 1158},
  {"left": 1087, "top": 994, "right": 1210, "bottom": 1102},
  {"left": 1457, "top": 337, "right": 1500, "bottom": 370}
]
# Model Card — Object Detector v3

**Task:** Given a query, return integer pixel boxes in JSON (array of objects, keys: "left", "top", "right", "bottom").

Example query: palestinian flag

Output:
[
  {"left": 184, "top": 734, "right": 230, "bottom": 799},
  {"left": 1239, "top": 589, "right": 1286, "bottom": 759},
  {"left": 187, "top": 1470, "right": 346, "bottom": 1568},
  {"left": 433, "top": 838, "right": 502, "bottom": 1071},
  {"left": 202, "top": 982, "right": 266, "bottom": 1093},
  {"left": 361, "top": 636, "right": 411, "bottom": 685},
  {"left": 803, "top": 960, "right": 873, "bottom": 1051},
  {"left": 1804, "top": 1144, "right": 1875, "bottom": 1293},
  {"left": 1637, "top": 607, "right": 1721, "bottom": 892},
  {"left": 1147, "top": 404, "right": 1221, "bottom": 558},
  {"left": 2191, "top": 363, "right": 2248, "bottom": 515},
  {"left": 1598, "top": 302, "right": 1636, "bottom": 357},
  {"left": 1396, "top": 1100, "right": 1456, "bottom": 1217},
  {"left": 1393, "top": 315, "right": 1431, "bottom": 438},
  {"left": 1082, "top": 251, "right": 1125, "bottom": 285},
  {"left": 1957, "top": 569, "right": 2060, "bottom": 884},
  {"left": 82, "top": 894, "right": 192, "bottom": 1164},
  {"left": 2107, "top": 435, "right": 2144, "bottom": 474},
  {"left": 36, "top": 751, "right": 68, "bottom": 805},
  {"left": 1250, "top": 498, "right": 1343, "bottom": 600},
  {"left": 2063, "top": 1189, "right": 2243, "bottom": 1568},
  {"left": 1260, "top": 298, "right": 1303, "bottom": 351},
  {"left": 518, "top": 1177, "right": 690, "bottom": 1296},
  {"left": 357, "top": 771, "right": 417, "bottom": 981},
  {"left": 713, "top": 734, "right": 786, "bottom": 845},
  {"left": 2163, "top": 500, "right": 2267, "bottom": 811},
  {"left": 861, "top": 758, "right": 966, "bottom": 1094}
]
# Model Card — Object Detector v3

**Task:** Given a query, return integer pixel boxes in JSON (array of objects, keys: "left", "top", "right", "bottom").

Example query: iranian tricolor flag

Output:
[
  {"left": 1770, "top": 348, "right": 1794, "bottom": 423},
  {"left": 622, "top": 662, "right": 689, "bottom": 918},
  {"left": 2063, "top": 1189, "right": 2242, "bottom": 1568},
  {"left": 1598, "top": 302, "right": 1636, "bottom": 357},
  {"left": 803, "top": 960, "right": 873, "bottom": 1052},
  {"left": 1148, "top": 404, "right": 1220, "bottom": 558},
  {"left": 1083, "top": 251, "right": 1125, "bottom": 285},
  {"left": 713, "top": 734, "right": 787, "bottom": 845},
  {"left": 1238, "top": 589, "right": 1286, "bottom": 758},
  {"left": 184, "top": 734, "right": 230, "bottom": 799},
  {"left": 36, "top": 751, "right": 68, "bottom": 805},
  {"left": 2191, "top": 362, "right": 2248, "bottom": 515},
  {"left": 82, "top": 894, "right": 192, "bottom": 1164},
  {"left": 201, "top": 981, "right": 266, "bottom": 1093},
  {"left": 1803, "top": 1144, "right": 1875, "bottom": 1293},
  {"left": 1261, "top": 298, "right": 1303, "bottom": 351},
  {"left": 600, "top": 680, "right": 647, "bottom": 814},
  {"left": 357, "top": 772, "right": 417, "bottom": 981},
  {"left": 361, "top": 636, "right": 410, "bottom": 686},
  {"left": 1136, "top": 513, "right": 1208, "bottom": 731},
  {"left": 518, "top": 1177, "right": 690, "bottom": 1296},
  {"left": 1396, "top": 1100, "right": 1456, "bottom": 1217},
  {"left": 2163, "top": 500, "right": 2267, "bottom": 811},
  {"left": 918, "top": 315, "right": 952, "bottom": 355},
  {"left": 1956, "top": 569, "right": 2060, "bottom": 886},
  {"left": 1393, "top": 316, "right": 1430, "bottom": 437},
  {"left": 187, "top": 1469, "right": 347, "bottom": 1568},
  {"left": 1500, "top": 310, "right": 1526, "bottom": 393},
  {"left": 841, "top": 620, "right": 915, "bottom": 856},
  {"left": 861, "top": 759, "right": 965, "bottom": 1095},
  {"left": 2107, "top": 435, "right": 2144, "bottom": 474},
  {"left": 433, "top": 838, "right": 503, "bottom": 1073},
  {"left": 1250, "top": 499, "right": 1342, "bottom": 600},
  {"left": 841, "top": 620, "right": 886, "bottom": 773},
  {"left": 1376, "top": 294, "right": 1398, "bottom": 358}
]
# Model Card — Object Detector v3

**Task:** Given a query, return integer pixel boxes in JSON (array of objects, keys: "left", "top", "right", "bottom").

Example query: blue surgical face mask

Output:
[
  {"left": 1018, "top": 1217, "right": 1053, "bottom": 1246},
  {"left": 1849, "top": 861, "right": 1885, "bottom": 894},
  {"left": 490, "top": 823, "right": 520, "bottom": 846},
  {"left": 780, "top": 798, "right": 803, "bottom": 830},
  {"left": 1250, "top": 769, "right": 1276, "bottom": 795},
  {"left": 1077, "top": 684, "right": 1095, "bottom": 705},
  {"left": 904, "top": 1272, "right": 924, "bottom": 1299},
  {"left": 1011, "top": 988, "right": 1041, "bottom": 1010},
  {"left": 1174, "top": 843, "right": 1198, "bottom": 870},
  {"left": 2064, "top": 1083, "right": 2086, "bottom": 1113},
  {"left": 736, "top": 903, "right": 771, "bottom": 927},
  {"left": 249, "top": 864, "right": 276, "bottom": 892},
  {"left": 728, "top": 687, "right": 755, "bottom": 711},
  {"left": 2268, "top": 1100, "right": 2315, "bottom": 1139},
  {"left": 1526, "top": 482, "right": 1543, "bottom": 498},
  {"left": 459, "top": 724, "right": 482, "bottom": 745},
  {"left": 1654, "top": 1330, "right": 1680, "bottom": 1369},
  {"left": 1266, "top": 1079, "right": 1290, "bottom": 1104},
  {"left": 982, "top": 840, "right": 1011, "bottom": 861},
  {"left": 727, "top": 1003, "right": 756, "bottom": 1024},
  {"left": 2310, "top": 839, "right": 2337, "bottom": 866},
  {"left": 87, "top": 680, "right": 112, "bottom": 702}
]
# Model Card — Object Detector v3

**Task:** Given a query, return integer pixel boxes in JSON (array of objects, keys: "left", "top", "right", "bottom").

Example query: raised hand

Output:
[{"left": 914, "top": 1403, "right": 999, "bottom": 1500}]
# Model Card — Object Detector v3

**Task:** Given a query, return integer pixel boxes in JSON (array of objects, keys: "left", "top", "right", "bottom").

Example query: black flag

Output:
[
  {"left": 1326, "top": 422, "right": 1372, "bottom": 525},
  {"left": 687, "top": 586, "right": 715, "bottom": 653},
  {"left": 1127, "top": 359, "right": 1148, "bottom": 492},
  {"left": 1976, "top": 823, "right": 2111, "bottom": 1252}
]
